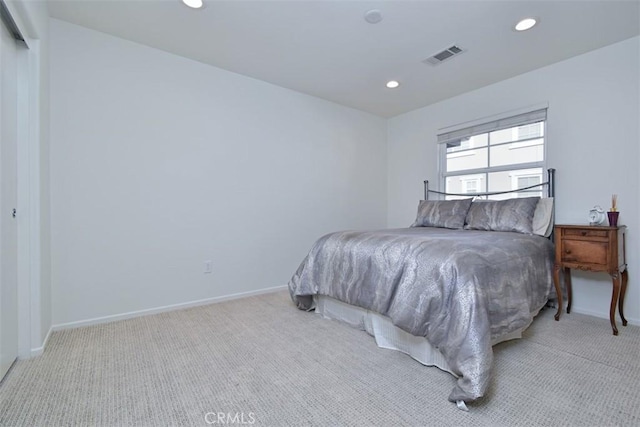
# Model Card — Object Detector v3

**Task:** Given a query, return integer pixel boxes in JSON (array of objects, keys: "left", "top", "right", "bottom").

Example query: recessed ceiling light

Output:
[
  {"left": 515, "top": 18, "right": 537, "bottom": 31},
  {"left": 386, "top": 80, "right": 400, "bottom": 89},
  {"left": 182, "top": 0, "right": 203, "bottom": 9}
]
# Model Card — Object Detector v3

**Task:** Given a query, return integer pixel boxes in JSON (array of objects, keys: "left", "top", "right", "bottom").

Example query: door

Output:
[{"left": 0, "top": 15, "right": 19, "bottom": 380}]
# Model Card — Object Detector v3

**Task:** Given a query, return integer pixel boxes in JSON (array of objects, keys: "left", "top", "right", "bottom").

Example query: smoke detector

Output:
[
  {"left": 423, "top": 45, "right": 465, "bottom": 66},
  {"left": 364, "top": 9, "right": 383, "bottom": 24}
]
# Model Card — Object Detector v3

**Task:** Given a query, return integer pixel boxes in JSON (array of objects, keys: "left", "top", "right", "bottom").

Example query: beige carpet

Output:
[{"left": 0, "top": 290, "right": 638, "bottom": 426}]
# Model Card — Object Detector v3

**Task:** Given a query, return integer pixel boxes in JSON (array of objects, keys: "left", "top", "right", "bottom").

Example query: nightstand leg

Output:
[
  {"left": 564, "top": 267, "right": 572, "bottom": 314},
  {"left": 553, "top": 264, "right": 563, "bottom": 321},
  {"left": 619, "top": 270, "right": 628, "bottom": 327},
  {"left": 610, "top": 273, "right": 621, "bottom": 336}
]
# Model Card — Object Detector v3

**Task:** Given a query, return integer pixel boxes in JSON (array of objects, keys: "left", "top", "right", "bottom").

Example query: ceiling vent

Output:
[{"left": 423, "top": 45, "right": 465, "bottom": 66}]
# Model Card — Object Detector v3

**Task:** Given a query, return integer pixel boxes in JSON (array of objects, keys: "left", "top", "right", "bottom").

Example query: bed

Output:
[{"left": 287, "top": 169, "right": 557, "bottom": 408}]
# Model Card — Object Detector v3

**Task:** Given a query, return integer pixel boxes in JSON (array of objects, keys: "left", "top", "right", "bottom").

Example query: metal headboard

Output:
[{"left": 424, "top": 168, "right": 555, "bottom": 200}]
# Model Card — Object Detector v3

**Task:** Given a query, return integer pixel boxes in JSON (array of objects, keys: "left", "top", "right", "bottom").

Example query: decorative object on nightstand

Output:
[
  {"left": 589, "top": 205, "right": 606, "bottom": 225},
  {"left": 553, "top": 224, "right": 628, "bottom": 335},
  {"left": 608, "top": 194, "right": 619, "bottom": 227}
]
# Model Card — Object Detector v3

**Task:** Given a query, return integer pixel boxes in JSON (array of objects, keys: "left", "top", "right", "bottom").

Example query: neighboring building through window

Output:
[
  {"left": 438, "top": 109, "right": 546, "bottom": 199},
  {"left": 459, "top": 174, "right": 483, "bottom": 195},
  {"left": 513, "top": 172, "right": 542, "bottom": 198}
]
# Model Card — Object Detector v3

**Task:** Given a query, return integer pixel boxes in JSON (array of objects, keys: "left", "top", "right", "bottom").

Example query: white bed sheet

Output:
[{"left": 316, "top": 295, "right": 455, "bottom": 375}]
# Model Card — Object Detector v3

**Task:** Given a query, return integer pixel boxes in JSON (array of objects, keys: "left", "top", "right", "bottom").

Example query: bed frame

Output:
[
  {"left": 424, "top": 168, "right": 556, "bottom": 241},
  {"left": 423, "top": 168, "right": 556, "bottom": 201}
]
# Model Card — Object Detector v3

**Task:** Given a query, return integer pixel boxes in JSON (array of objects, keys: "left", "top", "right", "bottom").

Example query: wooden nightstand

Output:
[{"left": 553, "top": 224, "right": 628, "bottom": 335}]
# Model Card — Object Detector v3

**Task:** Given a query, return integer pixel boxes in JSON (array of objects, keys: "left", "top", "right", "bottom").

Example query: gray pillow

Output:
[
  {"left": 411, "top": 198, "right": 473, "bottom": 229},
  {"left": 464, "top": 197, "right": 540, "bottom": 234}
]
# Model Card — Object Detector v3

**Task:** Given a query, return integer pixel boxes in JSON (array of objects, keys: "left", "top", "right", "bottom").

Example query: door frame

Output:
[
  {"left": 1, "top": 0, "right": 44, "bottom": 359},
  {"left": 17, "top": 38, "right": 44, "bottom": 358}
]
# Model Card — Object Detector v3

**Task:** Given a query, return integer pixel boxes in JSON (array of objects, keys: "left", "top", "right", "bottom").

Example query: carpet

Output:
[{"left": 0, "top": 290, "right": 638, "bottom": 426}]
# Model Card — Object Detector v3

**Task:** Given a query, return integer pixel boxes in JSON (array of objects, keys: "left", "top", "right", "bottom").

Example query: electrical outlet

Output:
[{"left": 204, "top": 260, "right": 212, "bottom": 274}]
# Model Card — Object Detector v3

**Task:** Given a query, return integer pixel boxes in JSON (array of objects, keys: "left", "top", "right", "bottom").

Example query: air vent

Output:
[{"left": 423, "top": 45, "right": 465, "bottom": 66}]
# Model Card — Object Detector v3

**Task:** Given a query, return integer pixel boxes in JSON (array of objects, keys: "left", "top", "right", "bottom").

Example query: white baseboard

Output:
[
  {"left": 569, "top": 307, "right": 639, "bottom": 327},
  {"left": 52, "top": 285, "right": 288, "bottom": 332},
  {"left": 29, "top": 326, "right": 52, "bottom": 358}
]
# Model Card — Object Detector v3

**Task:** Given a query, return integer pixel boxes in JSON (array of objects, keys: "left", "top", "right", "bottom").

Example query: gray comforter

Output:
[{"left": 288, "top": 227, "right": 555, "bottom": 403}]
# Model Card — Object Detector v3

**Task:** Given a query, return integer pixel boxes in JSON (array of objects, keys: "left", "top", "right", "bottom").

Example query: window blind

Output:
[{"left": 437, "top": 108, "right": 547, "bottom": 145}]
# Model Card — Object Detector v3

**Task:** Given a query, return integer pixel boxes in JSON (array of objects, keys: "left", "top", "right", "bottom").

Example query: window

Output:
[{"left": 438, "top": 109, "right": 546, "bottom": 200}]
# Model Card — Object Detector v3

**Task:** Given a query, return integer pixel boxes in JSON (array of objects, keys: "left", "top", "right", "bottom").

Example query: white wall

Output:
[
  {"left": 388, "top": 36, "right": 640, "bottom": 324},
  {"left": 50, "top": 19, "right": 387, "bottom": 326},
  {"left": 50, "top": 17, "right": 639, "bottom": 328}
]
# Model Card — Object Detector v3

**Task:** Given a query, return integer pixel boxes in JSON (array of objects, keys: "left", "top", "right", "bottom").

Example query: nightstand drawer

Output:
[
  {"left": 563, "top": 228, "right": 608, "bottom": 238},
  {"left": 561, "top": 240, "right": 608, "bottom": 265}
]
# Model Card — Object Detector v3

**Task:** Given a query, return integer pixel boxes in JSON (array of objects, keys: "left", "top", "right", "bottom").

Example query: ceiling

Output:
[{"left": 48, "top": 0, "right": 640, "bottom": 118}]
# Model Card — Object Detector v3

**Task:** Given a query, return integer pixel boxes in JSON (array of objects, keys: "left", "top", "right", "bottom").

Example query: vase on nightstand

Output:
[{"left": 607, "top": 211, "right": 619, "bottom": 227}]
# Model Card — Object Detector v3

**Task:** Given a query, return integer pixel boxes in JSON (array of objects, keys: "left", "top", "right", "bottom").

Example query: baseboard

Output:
[
  {"left": 570, "top": 307, "right": 639, "bottom": 326},
  {"left": 29, "top": 325, "right": 52, "bottom": 357},
  {"left": 52, "top": 285, "right": 288, "bottom": 332}
]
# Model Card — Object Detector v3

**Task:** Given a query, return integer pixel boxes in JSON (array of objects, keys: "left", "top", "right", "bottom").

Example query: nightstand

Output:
[{"left": 553, "top": 224, "right": 628, "bottom": 335}]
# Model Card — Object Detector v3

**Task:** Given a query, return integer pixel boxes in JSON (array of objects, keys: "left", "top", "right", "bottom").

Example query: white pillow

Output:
[{"left": 532, "top": 198, "right": 554, "bottom": 237}]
